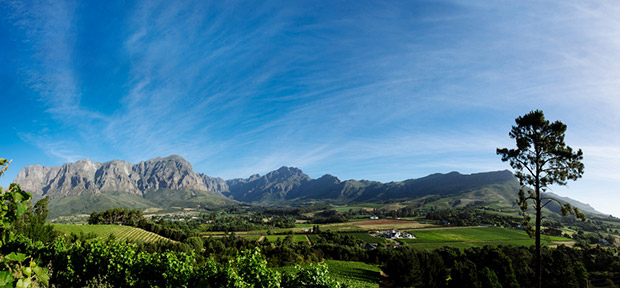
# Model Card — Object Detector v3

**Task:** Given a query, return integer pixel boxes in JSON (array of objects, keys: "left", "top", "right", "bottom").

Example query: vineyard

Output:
[
  {"left": 53, "top": 224, "right": 174, "bottom": 243},
  {"left": 326, "top": 260, "right": 382, "bottom": 288}
]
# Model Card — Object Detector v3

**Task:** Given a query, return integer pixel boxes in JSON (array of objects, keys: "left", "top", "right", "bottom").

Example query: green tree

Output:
[
  {"left": 13, "top": 197, "right": 57, "bottom": 244},
  {"left": 497, "top": 110, "right": 585, "bottom": 288}
]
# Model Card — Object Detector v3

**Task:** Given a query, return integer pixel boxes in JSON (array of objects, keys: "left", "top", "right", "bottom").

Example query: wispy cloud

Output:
[
  {"left": 3, "top": 0, "right": 620, "bottom": 215},
  {"left": 17, "top": 132, "right": 84, "bottom": 163},
  {"left": 6, "top": 0, "right": 107, "bottom": 158}
]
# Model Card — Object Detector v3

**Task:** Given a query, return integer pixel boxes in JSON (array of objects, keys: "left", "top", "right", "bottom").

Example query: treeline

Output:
[
  {"left": 199, "top": 213, "right": 296, "bottom": 232},
  {"left": 310, "top": 209, "right": 349, "bottom": 224},
  {"left": 426, "top": 208, "right": 522, "bottom": 227},
  {"left": 88, "top": 207, "right": 143, "bottom": 225},
  {"left": 145, "top": 209, "right": 299, "bottom": 232}
]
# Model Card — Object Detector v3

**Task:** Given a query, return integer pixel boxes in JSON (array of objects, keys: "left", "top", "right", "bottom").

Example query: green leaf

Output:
[
  {"left": 33, "top": 267, "right": 49, "bottom": 285},
  {"left": 16, "top": 278, "right": 31, "bottom": 288},
  {"left": 0, "top": 271, "right": 14, "bottom": 286},
  {"left": 0, "top": 159, "right": 7, "bottom": 166},
  {"left": 23, "top": 267, "right": 32, "bottom": 277},
  {"left": 15, "top": 205, "right": 26, "bottom": 217},
  {"left": 5, "top": 252, "right": 27, "bottom": 262}
]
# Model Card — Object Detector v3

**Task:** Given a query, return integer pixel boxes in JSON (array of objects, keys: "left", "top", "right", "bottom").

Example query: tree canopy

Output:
[{"left": 497, "top": 110, "right": 585, "bottom": 288}]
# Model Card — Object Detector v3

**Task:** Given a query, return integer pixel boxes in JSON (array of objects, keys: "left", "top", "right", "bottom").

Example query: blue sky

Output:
[{"left": 2, "top": 1, "right": 619, "bottom": 216}]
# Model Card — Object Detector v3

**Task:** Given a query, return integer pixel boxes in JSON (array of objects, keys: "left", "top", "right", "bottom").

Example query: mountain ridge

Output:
[{"left": 13, "top": 155, "right": 604, "bottom": 217}]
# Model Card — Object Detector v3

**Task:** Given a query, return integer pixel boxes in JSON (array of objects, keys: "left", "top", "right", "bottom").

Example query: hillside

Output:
[
  {"left": 14, "top": 155, "right": 604, "bottom": 218},
  {"left": 225, "top": 168, "right": 520, "bottom": 205},
  {"left": 14, "top": 155, "right": 236, "bottom": 217}
]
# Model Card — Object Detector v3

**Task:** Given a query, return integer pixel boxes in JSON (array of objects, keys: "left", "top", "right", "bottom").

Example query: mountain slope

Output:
[
  {"left": 226, "top": 169, "right": 519, "bottom": 204},
  {"left": 14, "top": 155, "right": 235, "bottom": 217},
  {"left": 14, "top": 156, "right": 604, "bottom": 217}
]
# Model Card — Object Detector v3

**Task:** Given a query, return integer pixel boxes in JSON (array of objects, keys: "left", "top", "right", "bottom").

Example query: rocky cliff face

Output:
[
  {"left": 197, "top": 173, "right": 229, "bottom": 194},
  {"left": 225, "top": 166, "right": 312, "bottom": 202},
  {"left": 14, "top": 156, "right": 606, "bottom": 217},
  {"left": 132, "top": 155, "right": 208, "bottom": 192},
  {"left": 13, "top": 164, "right": 61, "bottom": 199},
  {"left": 44, "top": 159, "right": 101, "bottom": 197},
  {"left": 14, "top": 155, "right": 223, "bottom": 199},
  {"left": 94, "top": 160, "right": 140, "bottom": 194}
]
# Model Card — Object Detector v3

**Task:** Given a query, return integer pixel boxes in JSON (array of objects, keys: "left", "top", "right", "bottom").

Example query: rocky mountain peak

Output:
[
  {"left": 265, "top": 166, "right": 308, "bottom": 181},
  {"left": 317, "top": 174, "right": 341, "bottom": 184},
  {"left": 14, "top": 155, "right": 213, "bottom": 198}
]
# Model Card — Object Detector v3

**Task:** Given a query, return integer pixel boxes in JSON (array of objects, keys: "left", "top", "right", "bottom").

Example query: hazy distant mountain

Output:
[
  {"left": 225, "top": 167, "right": 312, "bottom": 202},
  {"left": 14, "top": 155, "right": 605, "bottom": 217},
  {"left": 543, "top": 192, "right": 606, "bottom": 216},
  {"left": 225, "top": 168, "right": 519, "bottom": 203},
  {"left": 222, "top": 167, "right": 605, "bottom": 216}
]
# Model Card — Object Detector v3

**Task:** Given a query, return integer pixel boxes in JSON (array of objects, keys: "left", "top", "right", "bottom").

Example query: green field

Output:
[
  {"left": 326, "top": 260, "right": 381, "bottom": 288},
  {"left": 54, "top": 224, "right": 173, "bottom": 243},
  {"left": 399, "top": 227, "right": 572, "bottom": 249},
  {"left": 239, "top": 235, "right": 262, "bottom": 241},
  {"left": 263, "top": 234, "right": 308, "bottom": 243}
]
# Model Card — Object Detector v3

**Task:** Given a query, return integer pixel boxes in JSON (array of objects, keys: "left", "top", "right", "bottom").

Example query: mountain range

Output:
[{"left": 13, "top": 155, "right": 602, "bottom": 218}]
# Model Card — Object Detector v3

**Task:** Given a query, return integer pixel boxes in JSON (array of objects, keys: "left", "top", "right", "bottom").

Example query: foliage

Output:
[
  {"left": 53, "top": 224, "right": 181, "bottom": 249},
  {"left": 88, "top": 208, "right": 192, "bottom": 242},
  {"left": 497, "top": 110, "right": 585, "bottom": 288},
  {"left": 383, "top": 246, "right": 446, "bottom": 287},
  {"left": 0, "top": 158, "right": 49, "bottom": 288},
  {"left": 425, "top": 208, "right": 521, "bottom": 227},
  {"left": 282, "top": 263, "right": 342, "bottom": 288},
  {"left": 325, "top": 260, "right": 381, "bottom": 288},
  {"left": 11, "top": 198, "right": 58, "bottom": 244},
  {"left": 311, "top": 209, "right": 349, "bottom": 224},
  {"left": 88, "top": 208, "right": 143, "bottom": 226},
  {"left": 0, "top": 252, "right": 49, "bottom": 288}
]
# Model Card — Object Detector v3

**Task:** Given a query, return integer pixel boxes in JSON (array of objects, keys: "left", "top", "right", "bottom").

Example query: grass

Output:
[
  {"left": 240, "top": 235, "right": 262, "bottom": 241},
  {"left": 54, "top": 224, "right": 173, "bottom": 243},
  {"left": 263, "top": 234, "right": 308, "bottom": 243},
  {"left": 403, "top": 227, "right": 529, "bottom": 243},
  {"left": 276, "top": 260, "right": 381, "bottom": 288},
  {"left": 398, "top": 226, "right": 572, "bottom": 249},
  {"left": 326, "top": 260, "right": 381, "bottom": 288}
]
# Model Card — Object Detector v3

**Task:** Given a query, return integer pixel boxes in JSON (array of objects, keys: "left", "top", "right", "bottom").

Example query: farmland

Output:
[
  {"left": 319, "top": 219, "right": 433, "bottom": 231},
  {"left": 263, "top": 234, "right": 309, "bottom": 243},
  {"left": 326, "top": 260, "right": 381, "bottom": 288},
  {"left": 399, "top": 226, "right": 573, "bottom": 249},
  {"left": 54, "top": 224, "right": 174, "bottom": 243}
]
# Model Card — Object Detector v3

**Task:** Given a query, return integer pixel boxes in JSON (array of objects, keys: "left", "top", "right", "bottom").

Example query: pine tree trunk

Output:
[{"left": 535, "top": 182, "right": 542, "bottom": 288}]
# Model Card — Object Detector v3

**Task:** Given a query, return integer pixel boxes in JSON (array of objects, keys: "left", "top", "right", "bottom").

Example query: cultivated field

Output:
[
  {"left": 399, "top": 226, "right": 573, "bottom": 249},
  {"left": 53, "top": 224, "right": 174, "bottom": 243},
  {"left": 263, "top": 234, "right": 309, "bottom": 243},
  {"left": 324, "top": 219, "right": 433, "bottom": 231},
  {"left": 326, "top": 260, "right": 381, "bottom": 288}
]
